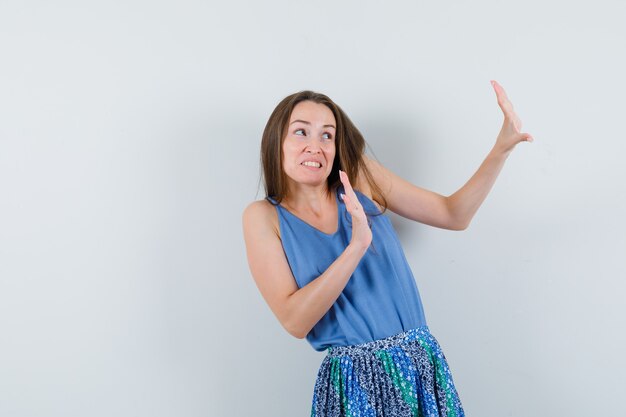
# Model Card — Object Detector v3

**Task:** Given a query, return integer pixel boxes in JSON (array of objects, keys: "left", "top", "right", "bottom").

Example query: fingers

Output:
[
  {"left": 491, "top": 80, "right": 517, "bottom": 120},
  {"left": 338, "top": 170, "right": 363, "bottom": 213},
  {"left": 491, "top": 80, "right": 508, "bottom": 99},
  {"left": 338, "top": 170, "right": 373, "bottom": 247},
  {"left": 491, "top": 80, "right": 509, "bottom": 105},
  {"left": 491, "top": 80, "right": 511, "bottom": 102},
  {"left": 339, "top": 170, "right": 356, "bottom": 199}
]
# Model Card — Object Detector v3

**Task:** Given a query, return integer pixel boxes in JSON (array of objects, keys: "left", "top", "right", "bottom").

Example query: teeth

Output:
[{"left": 302, "top": 161, "right": 321, "bottom": 168}]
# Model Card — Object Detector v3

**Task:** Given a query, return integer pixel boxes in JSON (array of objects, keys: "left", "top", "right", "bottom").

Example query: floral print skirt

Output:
[{"left": 311, "top": 326, "right": 465, "bottom": 417}]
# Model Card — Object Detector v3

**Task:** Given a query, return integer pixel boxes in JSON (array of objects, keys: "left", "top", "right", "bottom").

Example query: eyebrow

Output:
[{"left": 290, "top": 119, "right": 336, "bottom": 129}]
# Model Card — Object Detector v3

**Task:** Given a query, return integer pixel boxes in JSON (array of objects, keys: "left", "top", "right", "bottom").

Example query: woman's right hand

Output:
[{"left": 339, "top": 170, "right": 372, "bottom": 251}]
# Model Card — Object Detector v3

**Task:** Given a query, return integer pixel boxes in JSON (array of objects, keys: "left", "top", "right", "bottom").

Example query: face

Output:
[{"left": 282, "top": 100, "right": 337, "bottom": 189}]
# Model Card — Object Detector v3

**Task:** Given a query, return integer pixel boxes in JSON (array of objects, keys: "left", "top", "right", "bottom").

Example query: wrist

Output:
[
  {"left": 347, "top": 241, "right": 369, "bottom": 257},
  {"left": 489, "top": 143, "right": 511, "bottom": 160}
]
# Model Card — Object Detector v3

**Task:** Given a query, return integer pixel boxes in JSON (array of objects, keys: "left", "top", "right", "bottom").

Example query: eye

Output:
[{"left": 293, "top": 128, "right": 332, "bottom": 140}]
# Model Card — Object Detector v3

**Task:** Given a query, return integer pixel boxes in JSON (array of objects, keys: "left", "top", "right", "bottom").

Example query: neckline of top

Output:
[{"left": 276, "top": 185, "right": 343, "bottom": 237}]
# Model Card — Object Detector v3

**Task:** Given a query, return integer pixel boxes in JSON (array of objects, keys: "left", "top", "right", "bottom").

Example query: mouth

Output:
[{"left": 301, "top": 161, "right": 322, "bottom": 169}]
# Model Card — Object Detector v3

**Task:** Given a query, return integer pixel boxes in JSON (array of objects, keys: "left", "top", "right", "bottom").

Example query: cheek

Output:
[
  {"left": 282, "top": 145, "right": 301, "bottom": 168},
  {"left": 283, "top": 139, "right": 300, "bottom": 152}
]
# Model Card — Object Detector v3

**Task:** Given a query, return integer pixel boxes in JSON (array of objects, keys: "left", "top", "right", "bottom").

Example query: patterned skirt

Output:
[{"left": 310, "top": 326, "right": 465, "bottom": 417}]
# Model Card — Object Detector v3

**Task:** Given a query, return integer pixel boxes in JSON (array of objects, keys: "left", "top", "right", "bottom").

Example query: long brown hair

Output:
[{"left": 260, "top": 90, "right": 388, "bottom": 217}]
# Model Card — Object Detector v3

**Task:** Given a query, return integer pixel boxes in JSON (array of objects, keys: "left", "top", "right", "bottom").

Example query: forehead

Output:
[{"left": 289, "top": 101, "right": 336, "bottom": 125}]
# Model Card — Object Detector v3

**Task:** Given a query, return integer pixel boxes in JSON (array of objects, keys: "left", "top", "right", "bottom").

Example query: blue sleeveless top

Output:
[{"left": 267, "top": 184, "right": 427, "bottom": 352}]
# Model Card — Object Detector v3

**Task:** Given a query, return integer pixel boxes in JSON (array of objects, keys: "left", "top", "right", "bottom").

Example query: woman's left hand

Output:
[{"left": 491, "top": 80, "right": 534, "bottom": 155}]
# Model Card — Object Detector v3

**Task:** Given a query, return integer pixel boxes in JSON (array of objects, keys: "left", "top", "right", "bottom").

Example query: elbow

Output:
[
  {"left": 448, "top": 218, "right": 470, "bottom": 231},
  {"left": 445, "top": 198, "right": 470, "bottom": 231},
  {"left": 456, "top": 221, "right": 470, "bottom": 231},
  {"left": 449, "top": 210, "right": 471, "bottom": 231},
  {"left": 284, "top": 316, "right": 308, "bottom": 339},
  {"left": 442, "top": 217, "right": 466, "bottom": 231},
  {"left": 286, "top": 324, "right": 307, "bottom": 340},
  {"left": 282, "top": 296, "right": 310, "bottom": 339},
  {"left": 292, "top": 331, "right": 307, "bottom": 340}
]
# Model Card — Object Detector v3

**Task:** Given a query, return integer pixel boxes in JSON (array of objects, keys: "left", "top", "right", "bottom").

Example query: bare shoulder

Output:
[{"left": 242, "top": 199, "right": 280, "bottom": 240}]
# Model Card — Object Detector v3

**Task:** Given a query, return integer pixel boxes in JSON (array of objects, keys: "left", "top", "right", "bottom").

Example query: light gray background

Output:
[{"left": 1, "top": 1, "right": 625, "bottom": 416}]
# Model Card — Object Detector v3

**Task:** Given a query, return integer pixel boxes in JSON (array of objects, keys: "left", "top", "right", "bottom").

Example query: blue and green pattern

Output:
[{"left": 310, "top": 326, "right": 464, "bottom": 417}]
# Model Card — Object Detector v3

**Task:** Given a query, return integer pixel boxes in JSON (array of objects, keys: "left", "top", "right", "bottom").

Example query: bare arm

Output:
[
  {"left": 364, "top": 80, "right": 534, "bottom": 230},
  {"left": 446, "top": 147, "right": 509, "bottom": 230},
  {"left": 242, "top": 170, "right": 371, "bottom": 339}
]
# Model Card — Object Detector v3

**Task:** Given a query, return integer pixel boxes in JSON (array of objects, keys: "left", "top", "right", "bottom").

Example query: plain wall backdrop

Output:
[{"left": 1, "top": 1, "right": 625, "bottom": 416}]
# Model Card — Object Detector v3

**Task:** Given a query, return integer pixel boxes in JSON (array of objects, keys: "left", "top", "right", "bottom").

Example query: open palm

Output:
[{"left": 491, "top": 80, "right": 534, "bottom": 155}]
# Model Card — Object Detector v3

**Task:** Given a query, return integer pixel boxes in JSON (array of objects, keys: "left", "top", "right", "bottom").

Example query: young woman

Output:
[{"left": 242, "top": 81, "right": 533, "bottom": 416}]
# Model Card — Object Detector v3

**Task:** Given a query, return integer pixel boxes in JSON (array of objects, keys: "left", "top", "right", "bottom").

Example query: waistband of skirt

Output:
[{"left": 326, "top": 325, "right": 432, "bottom": 357}]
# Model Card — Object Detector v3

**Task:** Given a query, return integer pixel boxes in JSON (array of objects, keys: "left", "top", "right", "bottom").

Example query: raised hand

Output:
[
  {"left": 491, "top": 80, "right": 534, "bottom": 155},
  {"left": 338, "top": 169, "right": 372, "bottom": 251}
]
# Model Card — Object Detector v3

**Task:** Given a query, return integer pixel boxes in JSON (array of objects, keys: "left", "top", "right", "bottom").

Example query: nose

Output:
[{"left": 305, "top": 144, "right": 321, "bottom": 154}]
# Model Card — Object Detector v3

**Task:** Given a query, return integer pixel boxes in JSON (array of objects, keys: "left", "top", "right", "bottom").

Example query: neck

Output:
[{"left": 283, "top": 183, "right": 335, "bottom": 213}]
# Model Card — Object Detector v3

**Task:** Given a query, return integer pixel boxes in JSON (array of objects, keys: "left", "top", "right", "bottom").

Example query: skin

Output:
[{"left": 242, "top": 80, "right": 533, "bottom": 338}]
